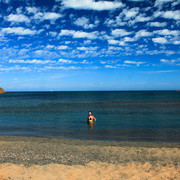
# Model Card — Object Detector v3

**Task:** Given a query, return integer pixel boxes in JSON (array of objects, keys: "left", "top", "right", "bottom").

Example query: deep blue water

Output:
[{"left": 0, "top": 91, "right": 180, "bottom": 142}]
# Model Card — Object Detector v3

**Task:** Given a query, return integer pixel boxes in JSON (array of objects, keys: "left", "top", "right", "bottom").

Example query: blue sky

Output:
[{"left": 0, "top": 0, "right": 180, "bottom": 91}]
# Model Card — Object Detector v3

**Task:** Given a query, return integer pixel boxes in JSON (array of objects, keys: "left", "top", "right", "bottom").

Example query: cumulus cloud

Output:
[
  {"left": 42, "top": 66, "right": 80, "bottom": 70},
  {"left": 154, "top": 29, "right": 180, "bottom": 36},
  {"left": 46, "top": 45, "right": 55, "bottom": 49},
  {"left": 6, "top": 14, "right": 30, "bottom": 23},
  {"left": 34, "top": 12, "right": 62, "bottom": 21},
  {"left": 2, "top": 27, "right": 37, "bottom": 35},
  {"left": 9, "top": 59, "right": 55, "bottom": 64},
  {"left": 152, "top": 37, "right": 168, "bottom": 44},
  {"left": 155, "top": 0, "right": 174, "bottom": 7},
  {"left": 111, "top": 29, "right": 133, "bottom": 37},
  {"left": 104, "top": 7, "right": 139, "bottom": 27},
  {"left": 133, "top": 14, "right": 152, "bottom": 23},
  {"left": 73, "top": 17, "right": 99, "bottom": 29},
  {"left": 57, "top": 45, "right": 69, "bottom": 50},
  {"left": 108, "top": 39, "right": 126, "bottom": 46},
  {"left": 104, "top": 65, "right": 117, "bottom": 68},
  {"left": 59, "top": 30, "right": 99, "bottom": 39},
  {"left": 124, "top": 60, "right": 145, "bottom": 66},
  {"left": 58, "top": 59, "right": 73, "bottom": 64},
  {"left": 77, "top": 46, "right": 98, "bottom": 51},
  {"left": 0, "top": 65, "right": 29, "bottom": 71},
  {"left": 148, "top": 22, "right": 167, "bottom": 27},
  {"left": 160, "top": 58, "right": 180, "bottom": 65},
  {"left": 49, "top": 31, "right": 57, "bottom": 37},
  {"left": 173, "top": 40, "right": 180, "bottom": 45},
  {"left": 26, "top": 7, "right": 38, "bottom": 14},
  {"left": 42, "top": 12, "right": 62, "bottom": 20},
  {"left": 135, "top": 30, "right": 153, "bottom": 38},
  {"left": 121, "top": 7, "right": 139, "bottom": 20},
  {"left": 61, "top": 0, "right": 124, "bottom": 11},
  {"left": 123, "top": 37, "right": 137, "bottom": 42},
  {"left": 154, "top": 10, "right": 180, "bottom": 20}
]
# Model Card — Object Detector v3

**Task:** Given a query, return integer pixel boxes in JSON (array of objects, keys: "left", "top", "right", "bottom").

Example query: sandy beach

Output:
[{"left": 0, "top": 136, "right": 179, "bottom": 179}]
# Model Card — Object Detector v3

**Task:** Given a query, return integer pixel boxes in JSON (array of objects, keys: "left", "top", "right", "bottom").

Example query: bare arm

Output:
[{"left": 93, "top": 116, "right": 96, "bottom": 122}]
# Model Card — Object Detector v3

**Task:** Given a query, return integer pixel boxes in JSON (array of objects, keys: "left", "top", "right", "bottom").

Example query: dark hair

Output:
[{"left": 88, "top": 111, "right": 92, "bottom": 113}]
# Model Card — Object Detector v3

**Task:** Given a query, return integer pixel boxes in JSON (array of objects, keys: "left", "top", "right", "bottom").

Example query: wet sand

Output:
[{"left": 0, "top": 135, "right": 179, "bottom": 179}]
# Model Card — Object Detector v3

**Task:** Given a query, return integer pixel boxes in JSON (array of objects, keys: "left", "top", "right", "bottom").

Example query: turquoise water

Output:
[{"left": 0, "top": 91, "right": 180, "bottom": 142}]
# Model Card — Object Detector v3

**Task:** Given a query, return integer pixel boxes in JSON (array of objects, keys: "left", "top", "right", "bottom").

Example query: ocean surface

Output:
[{"left": 0, "top": 91, "right": 180, "bottom": 142}]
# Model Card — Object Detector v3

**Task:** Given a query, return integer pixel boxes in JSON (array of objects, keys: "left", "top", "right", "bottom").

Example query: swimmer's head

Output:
[{"left": 88, "top": 111, "right": 92, "bottom": 115}]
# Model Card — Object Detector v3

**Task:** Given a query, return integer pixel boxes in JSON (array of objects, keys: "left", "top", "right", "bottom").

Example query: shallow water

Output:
[{"left": 0, "top": 91, "right": 180, "bottom": 142}]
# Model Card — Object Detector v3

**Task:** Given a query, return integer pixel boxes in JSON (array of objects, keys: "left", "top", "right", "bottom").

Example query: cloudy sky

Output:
[{"left": 0, "top": 0, "right": 180, "bottom": 91}]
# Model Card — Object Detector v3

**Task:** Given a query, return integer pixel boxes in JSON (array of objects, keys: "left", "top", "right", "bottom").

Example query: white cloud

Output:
[
  {"left": 135, "top": 30, "right": 153, "bottom": 38},
  {"left": 58, "top": 59, "right": 73, "bottom": 64},
  {"left": 104, "top": 65, "right": 117, "bottom": 68},
  {"left": 125, "top": 8, "right": 139, "bottom": 19},
  {"left": 160, "top": 59, "right": 170, "bottom": 63},
  {"left": 74, "top": 17, "right": 89, "bottom": 26},
  {"left": 46, "top": 45, "right": 55, "bottom": 49},
  {"left": 154, "top": 10, "right": 180, "bottom": 20},
  {"left": 108, "top": 39, "right": 126, "bottom": 46},
  {"left": 160, "top": 59, "right": 180, "bottom": 65},
  {"left": 49, "top": 31, "right": 57, "bottom": 37},
  {"left": 142, "top": 70, "right": 177, "bottom": 74},
  {"left": 6, "top": 14, "right": 30, "bottom": 23},
  {"left": 104, "top": 7, "right": 139, "bottom": 28},
  {"left": 61, "top": 0, "right": 124, "bottom": 11},
  {"left": 0, "top": 65, "right": 29, "bottom": 71},
  {"left": 57, "top": 45, "right": 69, "bottom": 50},
  {"left": 100, "top": 61, "right": 106, "bottom": 64},
  {"left": 121, "top": 7, "right": 139, "bottom": 20},
  {"left": 112, "top": 29, "right": 133, "bottom": 37},
  {"left": 42, "top": 66, "right": 80, "bottom": 70},
  {"left": 148, "top": 22, "right": 167, "bottom": 27},
  {"left": 34, "top": 12, "right": 62, "bottom": 21},
  {"left": 9, "top": 59, "right": 55, "bottom": 64},
  {"left": 124, "top": 60, "right": 145, "bottom": 66},
  {"left": 152, "top": 37, "right": 168, "bottom": 44},
  {"left": 81, "top": 60, "right": 91, "bottom": 64},
  {"left": 73, "top": 17, "right": 99, "bottom": 29},
  {"left": 84, "top": 40, "right": 92, "bottom": 44},
  {"left": 104, "top": 18, "right": 116, "bottom": 27},
  {"left": 173, "top": 40, "right": 180, "bottom": 45},
  {"left": 59, "top": 30, "right": 99, "bottom": 39},
  {"left": 171, "top": 1, "right": 180, "bottom": 7},
  {"left": 134, "top": 14, "right": 151, "bottom": 22},
  {"left": 154, "top": 29, "right": 180, "bottom": 36},
  {"left": 155, "top": 0, "right": 174, "bottom": 7},
  {"left": 77, "top": 46, "right": 98, "bottom": 51},
  {"left": 43, "top": 12, "right": 62, "bottom": 20},
  {"left": 2, "top": 27, "right": 37, "bottom": 35},
  {"left": 123, "top": 37, "right": 137, "bottom": 42},
  {"left": 26, "top": 7, "right": 38, "bottom": 14}
]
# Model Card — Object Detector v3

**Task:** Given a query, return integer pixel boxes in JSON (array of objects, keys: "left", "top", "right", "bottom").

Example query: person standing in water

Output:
[{"left": 87, "top": 111, "right": 96, "bottom": 132}]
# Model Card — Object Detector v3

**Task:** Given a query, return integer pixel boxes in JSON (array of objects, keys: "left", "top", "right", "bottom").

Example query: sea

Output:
[{"left": 0, "top": 91, "right": 180, "bottom": 142}]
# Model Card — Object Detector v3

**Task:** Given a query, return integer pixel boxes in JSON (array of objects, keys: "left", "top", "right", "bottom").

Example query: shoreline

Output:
[
  {"left": 0, "top": 134, "right": 180, "bottom": 144},
  {"left": 0, "top": 135, "right": 179, "bottom": 179},
  {"left": 0, "top": 135, "right": 179, "bottom": 166},
  {"left": 0, "top": 135, "right": 180, "bottom": 148}
]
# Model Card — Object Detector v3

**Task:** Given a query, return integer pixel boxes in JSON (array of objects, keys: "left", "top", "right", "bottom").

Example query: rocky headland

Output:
[{"left": 0, "top": 87, "right": 5, "bottom": 94}]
